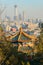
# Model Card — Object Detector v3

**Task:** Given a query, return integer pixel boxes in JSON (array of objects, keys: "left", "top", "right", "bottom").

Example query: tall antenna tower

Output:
[{"left": 14, "top": 5, "right": 18, "bottom": 20}]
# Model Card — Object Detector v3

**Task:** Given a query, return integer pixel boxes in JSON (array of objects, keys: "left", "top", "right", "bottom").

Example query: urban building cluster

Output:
[
  {"left": 0, "top": 5, "right": 43, "bottom": 54},
  {"left": 0, "top": 5, "right": 43, "bottom": 37}
]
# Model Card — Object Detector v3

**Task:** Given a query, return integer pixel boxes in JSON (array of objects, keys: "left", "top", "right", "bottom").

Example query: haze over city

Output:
[{"left": 0, "top": 0, "right": 43, "bottom": 20}]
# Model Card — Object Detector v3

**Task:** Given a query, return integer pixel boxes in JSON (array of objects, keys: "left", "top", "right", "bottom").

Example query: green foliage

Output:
[
  {"left": 21, "top": 61, "right": 24, "bottom": 65},
  {"left": 0, "top": 48, "right": 5, "bottom": 64},
  {"left": 9, "top": 55, "right": 18, "bottom": 65},
  {"left": 27, "top": 62, "right": 30, "bottom": 65},
  {"left": 0, "top": 27, "right": 43, "bottom": 65},
  {"left": 36, "top": 28, "right": 43, "bottom": 53},
  {"left": 0, "top": 26, "right": 3, "bottom": 31}
]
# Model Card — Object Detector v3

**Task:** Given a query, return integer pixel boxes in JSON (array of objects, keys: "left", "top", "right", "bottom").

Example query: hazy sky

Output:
[{"left": 0, "top": 0, "right": 43, "bottom": 20}]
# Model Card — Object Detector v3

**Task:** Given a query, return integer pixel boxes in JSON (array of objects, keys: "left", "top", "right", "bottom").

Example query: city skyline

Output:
[{"left": 0, "top": 0, "right": 43, "bottom": 20}]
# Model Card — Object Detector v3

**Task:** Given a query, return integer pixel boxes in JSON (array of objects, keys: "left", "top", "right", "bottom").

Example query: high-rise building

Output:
[
  {"left": 19, "top": 14, "right": 22, "bottom": 20},
  {"left": 35, "top": 18, "right": 39, "bottom": 23},
  {"left": 22, "top": 11, "right": 24, "bottom": 21},
  {"left": 14, "top": 5, "right": 18, "bottom": 20}
]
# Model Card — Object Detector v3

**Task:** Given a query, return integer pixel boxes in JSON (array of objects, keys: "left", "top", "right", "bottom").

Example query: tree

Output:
[{"left": 37, "top": 28, "right": 43, "bottom": 53}]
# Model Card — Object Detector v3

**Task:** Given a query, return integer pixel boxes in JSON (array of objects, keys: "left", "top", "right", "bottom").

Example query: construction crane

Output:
[{"left": 0, "top": 6, "right": 6, "bottom": 19}]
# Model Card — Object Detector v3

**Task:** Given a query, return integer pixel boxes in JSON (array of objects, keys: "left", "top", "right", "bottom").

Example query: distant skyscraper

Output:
[
  {"left": 5, "top": 15, "right": 10, "bottom": 22},
  {"left": 14, "top": 5, "right": 18, "bottom": 20},
  {"left": 35, "top": 18, "right": 39, "bottom": 23},
  {"left": 39, "top": 19, "right": 42, "bottom": 23},
  {"left": 28, "top": 19, "right": 30, "bottom": 22},
  {"left": 22, "top": 11, "right": 24, "bottom": 21},
  {"left": 19, "top": 14, "right": 22, "bottom": 20},
  {"left": 39, "top": 19, "right": 43, "bottom": 28}
]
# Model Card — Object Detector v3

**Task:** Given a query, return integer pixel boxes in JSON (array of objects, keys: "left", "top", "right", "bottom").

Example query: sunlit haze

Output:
[{"left": 0, "top": 0, "right": 43, "bottom": 20}]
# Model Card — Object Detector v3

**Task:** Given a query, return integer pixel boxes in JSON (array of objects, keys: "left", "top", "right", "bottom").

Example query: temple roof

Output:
[{"left": 6, "top": 27, "right": 37, "bottom": 43}]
